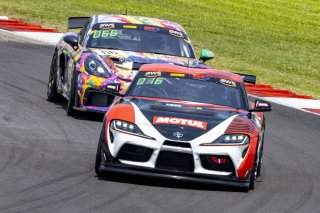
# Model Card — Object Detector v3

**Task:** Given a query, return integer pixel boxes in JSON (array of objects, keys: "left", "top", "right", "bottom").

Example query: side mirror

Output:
[
  {"left": 250, "top": 99, "right": 272, "bottom": 112},
  {"left": 199, "top": 49, "right": 214, "bottom": 62},
  {"left": 105, "top": 83, "right": 124, "bottom": 97},
  {"left": 63, "top": 34, "right": 79, "bottom": 50}
]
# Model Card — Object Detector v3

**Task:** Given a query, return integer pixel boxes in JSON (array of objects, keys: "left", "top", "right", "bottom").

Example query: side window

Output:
[{"left": 79, "top": 19, "right": 92, "bottom": 46}]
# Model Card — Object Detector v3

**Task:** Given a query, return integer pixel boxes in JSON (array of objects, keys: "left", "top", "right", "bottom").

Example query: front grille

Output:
[
  {"left": 84, "top": 89, "right": 115, "bottom": 107},
  {"left": 156, "top": 151, "right": 194, "bottom": 172},
  {"left": 200, "top": 155, "right": 235, "bottom": 176},
  {"left": 117, "top": 144, "right": 153, "bottom": 162},
  {"left": 163, "top": 140, "right": 191, "bottom": 148}
]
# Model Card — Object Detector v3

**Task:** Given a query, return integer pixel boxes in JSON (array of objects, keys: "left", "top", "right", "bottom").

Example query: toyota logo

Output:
[{"left": 173, "top": 132, "right": 183, "bottom": 139}]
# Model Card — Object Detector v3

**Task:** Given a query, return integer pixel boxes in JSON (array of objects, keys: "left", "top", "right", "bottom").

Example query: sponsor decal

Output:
[
  {"left": 123, "top": 25, "right": 137, "bottom": 29},
  {"left": 99, "top": 23, "right": 115, "bottom": 29},
  {"left": 170, "top": 73, "right": 185, "bottom": 77},
  {"left": 153, "top": 116, "right": 207, "bottom": 130},
  {"left": 145, "top": 71, "right": 162, "bottom": 77},
  {"left": 144, "top": 26, "right": 160, "bottom": 32},
  {"left": 169, "top": 30, "right": 184, "bottom": 38},
  {"left": 165, "top": 103, "right": 181, "bottom": 107},
  {"left": 99, "top": 50, "right": 119, "bottom": 55},
  {"left": 220, "top": 79, "right": 236, "bottom": 87}
]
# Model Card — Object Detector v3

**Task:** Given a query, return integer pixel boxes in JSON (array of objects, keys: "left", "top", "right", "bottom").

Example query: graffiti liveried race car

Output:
[
  {"left": 95, "top": 64, "right": 272, "bottom": 190},
  {"left": 47, "top": 14, "right": 214, "bottom": 115}
]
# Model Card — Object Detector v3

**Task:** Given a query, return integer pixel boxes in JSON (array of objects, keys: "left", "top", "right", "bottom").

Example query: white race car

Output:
[{"left": 95, "top": 64, "right": 271, "bottom": 190}]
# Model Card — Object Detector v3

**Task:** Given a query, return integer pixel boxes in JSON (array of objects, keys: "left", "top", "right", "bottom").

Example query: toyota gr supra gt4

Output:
[
  {"left": 46, "top": 14, "right": 214, "bottom": 115},
  {"left": 95, "top": 64, "right": 272, "bottom": 190}
]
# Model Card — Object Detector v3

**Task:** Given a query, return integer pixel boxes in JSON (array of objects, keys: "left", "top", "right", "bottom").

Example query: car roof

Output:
[
  {"left": 93, "top": 14, "right": 186, "bottom": 33},
  {"left": 139, "top": 64, "right": 244, "bottom": 83}
]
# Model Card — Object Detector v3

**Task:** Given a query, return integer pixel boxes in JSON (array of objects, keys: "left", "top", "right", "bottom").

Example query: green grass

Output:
[{"left": 1, "top": 0, "right": 319, "bottom": 98}]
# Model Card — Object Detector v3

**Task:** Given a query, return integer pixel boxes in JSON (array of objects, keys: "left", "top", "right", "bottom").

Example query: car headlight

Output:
[
  {"left": 84, "top": 56, "right": 110, "bottom": 78},
  {"left": 110, "top": 120, "right": 154, "bottom": 139},
  {"left": 202, "top": 134, "right": 249, "bottom": 145}
]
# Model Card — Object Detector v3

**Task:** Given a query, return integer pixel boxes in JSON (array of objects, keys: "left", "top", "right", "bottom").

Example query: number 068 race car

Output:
[
  {"left": 46, "top": 14, "right": 213, "bottom": 115},
  {"left": 95, "top": 64, "right": 271, "bottom": 190}
]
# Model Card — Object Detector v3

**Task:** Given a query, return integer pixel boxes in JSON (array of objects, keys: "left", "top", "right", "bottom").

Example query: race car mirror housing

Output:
[
  {"left": 199, "top": 49, "right": 214, "bottom": 62},
  {"left": 250, "top": 99, "right": 272, "bottom": 112},
  {"left": 63, "top": 34, "right": 79, "bottom": 50}
]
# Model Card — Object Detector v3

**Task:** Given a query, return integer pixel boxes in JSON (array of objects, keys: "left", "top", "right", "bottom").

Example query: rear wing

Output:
[
  {"left": 67, "top": 17, "right": 90, "bottom": 31},
  {"left": 235, "top": 73, "right": 256, "bottom": 84}
]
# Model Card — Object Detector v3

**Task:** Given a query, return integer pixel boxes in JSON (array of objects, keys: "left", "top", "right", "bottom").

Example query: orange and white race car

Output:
[{"left": 95, "top": 64, "right": 271, "bottom": 190}]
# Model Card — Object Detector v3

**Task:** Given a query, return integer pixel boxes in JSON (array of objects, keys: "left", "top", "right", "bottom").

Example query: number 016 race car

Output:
[
  {"left": 95, "top": 64, "right": 271, "bottom": 190},
  {"left": 46, "top": 14, "right": 213, "bottom": 115}
]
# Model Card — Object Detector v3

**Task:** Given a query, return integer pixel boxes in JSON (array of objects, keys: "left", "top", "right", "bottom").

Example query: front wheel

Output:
[
  {"left": 47, "top": 50, "right": 62, "bottom": 102},
  {"left": 257, "top": 133, "right": 265, "bottom": 177},
  {"left": 66, "top": 70, "right": 77, "bottom": 116},
  {"left": 95, "top": 142, "right": 103, "bottom": 176},
  {"left": 249, "top": 153, "right": 259, "bottom": 190}
]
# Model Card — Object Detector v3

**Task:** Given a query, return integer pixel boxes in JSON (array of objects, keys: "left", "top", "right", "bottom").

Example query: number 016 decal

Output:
[
  {"left": 137, "top": 77, "right": 164, "bottom": 85},
  {"left": 93, "top": 30, "right": 118, "bottom": 39}
]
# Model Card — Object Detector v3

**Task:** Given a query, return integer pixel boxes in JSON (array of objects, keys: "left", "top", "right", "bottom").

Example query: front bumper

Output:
[
  {"left": 98, "top": 124, "right": 256, "bottom": 189},
  {"left": 75, "top": 73, "right": 130, "bottom": 113},
  {"left": 98, "top": 160, "right": 250, "bottom": 188}
]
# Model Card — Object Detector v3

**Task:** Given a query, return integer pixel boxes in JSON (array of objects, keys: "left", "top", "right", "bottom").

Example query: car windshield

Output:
[
  {"left": 128, "top": 72, "right": 244, "bottom": 109},
  {"left": 86, "top": 23, "right": 195, "bottom": 58}
]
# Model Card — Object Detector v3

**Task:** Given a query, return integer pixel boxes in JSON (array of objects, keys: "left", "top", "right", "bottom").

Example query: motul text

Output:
[{"left": 153, "top": 116, "right": 207, "bottom": 130}]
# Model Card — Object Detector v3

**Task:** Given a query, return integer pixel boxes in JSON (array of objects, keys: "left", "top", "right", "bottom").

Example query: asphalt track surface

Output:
[{"left": 0, "top": 33, "right": 320, "bottom": 213}]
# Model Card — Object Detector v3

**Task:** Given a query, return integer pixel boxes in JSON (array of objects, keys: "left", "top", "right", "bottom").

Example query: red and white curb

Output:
[
  {"left": 245, "top": 84, "right": 320, "bottom": 115},
  {"left": 1, "top": 16, "right": 319, "bottom": 116},
  {"left": 0, "top": 16, "right": 63, "bottom": 44}
]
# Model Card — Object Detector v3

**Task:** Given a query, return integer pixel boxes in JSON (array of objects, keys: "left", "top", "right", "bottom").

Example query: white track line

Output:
[
  {"left": 263, "top": 97, "right": 320, "bottom": 110},
  {"left": 14, "top": 31, "right": 63, "bottom": 45}
]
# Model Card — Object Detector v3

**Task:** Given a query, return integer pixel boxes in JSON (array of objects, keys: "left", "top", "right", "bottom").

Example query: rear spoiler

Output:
[
  {"left": 67, "top": 17, "right": 90, "bottom": 31},
  {"left": 235, "top": 73, "right": 256, "bottom": 84}
]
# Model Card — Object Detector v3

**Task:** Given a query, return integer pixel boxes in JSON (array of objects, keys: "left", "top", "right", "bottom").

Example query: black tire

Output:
[
  {"left": 95, "top": 141, "right": 103, "bottom": 176},
  {"left": 66, "top": 70, "right": 77, "bottom": 116},
  {"left": 47, "top": 50, "right": 61, "bottom": 102},
  {"left": 96, "top": 122, "right": 107, "bottom": 176},
  {"left": 249, "top": 168, "right": 255, "bottom": 190},
  {"left": 249, "top": 153, "right": 259, "bottom": 190},
  {"left": 257, "top": 133, "right": 264, "bottom": 177}
]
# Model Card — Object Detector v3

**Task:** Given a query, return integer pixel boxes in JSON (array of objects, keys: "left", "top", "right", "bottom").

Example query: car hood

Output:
[
  {"left": 126, "top": 97, "right": 246, "bottom": 141},
  {"left": 91, "top": 48, "right": 203, "bottom": 81}
]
